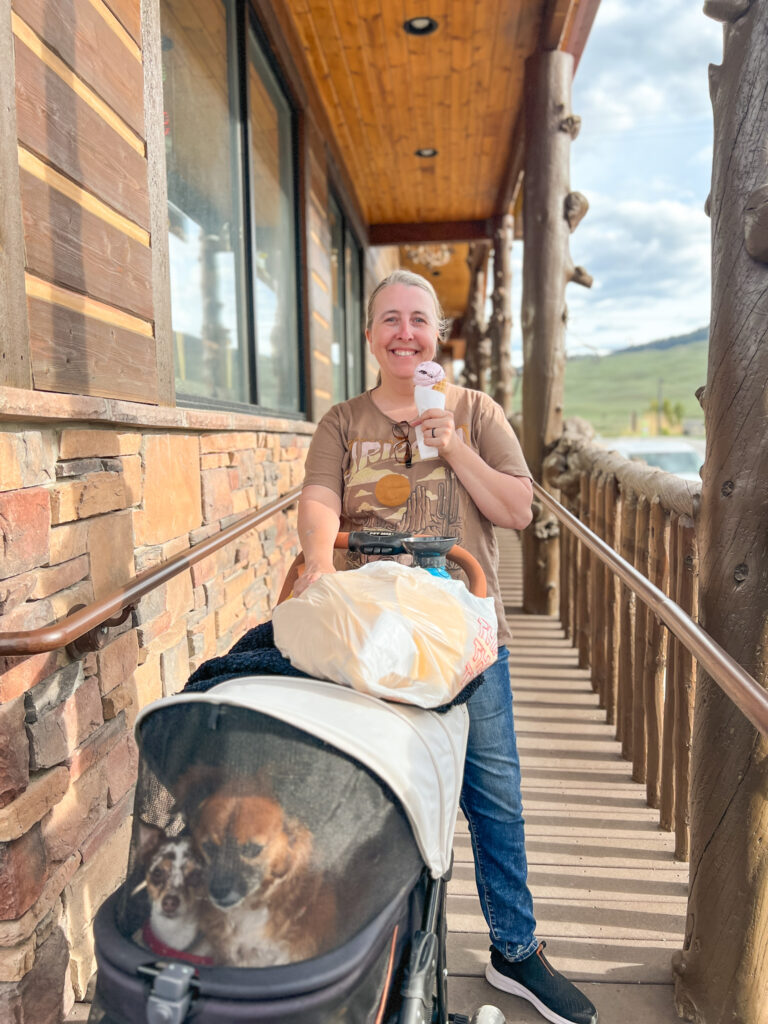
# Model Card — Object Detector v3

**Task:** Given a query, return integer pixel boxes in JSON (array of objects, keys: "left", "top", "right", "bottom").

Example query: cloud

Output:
[
  {"left": 507, "top": 1, "right": 720, "bottom": 362},
  {"left": 576, "top": 0, "right": 722, "bottom": 135},
  {"left": 567, "top": 192, "right": 711, "bottom": 346},
  {"left": 549, "top": 0, "right": 722, "bottom": 355}
]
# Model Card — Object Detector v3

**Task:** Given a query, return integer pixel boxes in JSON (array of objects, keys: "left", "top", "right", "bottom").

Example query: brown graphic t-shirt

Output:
[{"left": 302, "top": 384, "right": 531, "bottom": 646}]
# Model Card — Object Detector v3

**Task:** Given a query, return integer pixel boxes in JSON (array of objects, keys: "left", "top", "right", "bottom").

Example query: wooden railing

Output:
[
  {"left": 540, "top": 431, "right": 768, "bottom": 860},
  {"left": 0, "top": 487, "right": 302, "bottom": 657}
]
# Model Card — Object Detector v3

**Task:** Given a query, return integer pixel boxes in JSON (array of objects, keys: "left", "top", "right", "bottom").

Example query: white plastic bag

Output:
[{"left": 272, "top": 561, "right": 497, "bottom": 708}]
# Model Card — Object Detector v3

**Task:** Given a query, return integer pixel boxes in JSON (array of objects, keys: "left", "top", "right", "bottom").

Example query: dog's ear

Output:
[
  {"left": 253, "top": 766, "right": 275, "bottom": 798},
  {"left": 272, "top": 818, "right": 312, "bottom": 879},
  {"left": 136, "top": 821, "right": 165, "bottom": 864},
  {"left": 172, "top": 763, "right": 224, "bottom": 818}
]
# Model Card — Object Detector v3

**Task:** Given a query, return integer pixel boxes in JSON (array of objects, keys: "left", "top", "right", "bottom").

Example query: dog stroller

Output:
[{"left": 88, "top": 534, "right": 505, "bottom": 1023}]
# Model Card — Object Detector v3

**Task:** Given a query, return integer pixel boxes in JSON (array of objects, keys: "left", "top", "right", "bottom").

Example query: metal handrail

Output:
[
  {"left": 0, "top": 487, "right": 303, "bottom": 656},
  {"left": 533, "top": 481, "right": 768, "bottom": 737}
]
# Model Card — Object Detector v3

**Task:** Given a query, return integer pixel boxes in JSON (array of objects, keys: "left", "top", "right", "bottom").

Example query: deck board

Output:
[{"left": 447, "top": 529, "right": 687, "bottom": 1022}]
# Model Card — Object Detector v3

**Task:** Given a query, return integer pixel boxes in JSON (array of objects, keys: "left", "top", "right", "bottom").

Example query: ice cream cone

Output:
[{"left": 414, "top": 384, "right": 446, "bottom": 459}]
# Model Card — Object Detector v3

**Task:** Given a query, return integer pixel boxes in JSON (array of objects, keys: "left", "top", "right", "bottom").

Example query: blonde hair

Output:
[{"left": 366, "top": 269, "right": 449, "bottom": 342}]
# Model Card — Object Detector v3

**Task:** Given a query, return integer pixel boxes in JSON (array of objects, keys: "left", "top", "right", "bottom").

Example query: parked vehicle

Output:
[{"left": 596, "top": 438, "right": 703, "bottom": 482}]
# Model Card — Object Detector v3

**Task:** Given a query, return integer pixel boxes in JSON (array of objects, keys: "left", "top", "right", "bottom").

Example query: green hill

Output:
[{"left": 512, "top": 328, "right": 709, "bottom": 437}]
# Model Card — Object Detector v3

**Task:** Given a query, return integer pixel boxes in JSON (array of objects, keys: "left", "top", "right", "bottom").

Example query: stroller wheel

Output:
[{"left": 469, "top": 1007, "right": 506, "bottom": 1024}]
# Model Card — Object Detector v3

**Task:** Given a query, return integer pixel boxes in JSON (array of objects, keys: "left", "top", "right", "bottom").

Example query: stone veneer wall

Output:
[{"left": 0, "top": 388, "right": 313, "bottom": 1021}]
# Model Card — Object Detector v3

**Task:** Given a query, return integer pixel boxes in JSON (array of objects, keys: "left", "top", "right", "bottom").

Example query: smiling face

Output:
[{"left": 366, "top": 283, "right": 440, "bottom": 385}]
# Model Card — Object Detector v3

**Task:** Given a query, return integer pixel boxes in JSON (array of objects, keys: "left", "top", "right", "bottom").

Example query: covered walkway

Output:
[{"left": 447, "top": 529, "right": 687, "bottom": 1023}]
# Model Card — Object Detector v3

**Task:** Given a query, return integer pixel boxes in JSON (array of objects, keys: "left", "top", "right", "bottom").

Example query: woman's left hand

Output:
[{"left": 412, "top": 408, "right": 462, "bottom": 457}]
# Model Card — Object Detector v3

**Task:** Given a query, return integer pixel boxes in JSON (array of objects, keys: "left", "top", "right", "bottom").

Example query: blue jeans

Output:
[{"left": 460, "top": 645, "right": 538, "bottom": 961}]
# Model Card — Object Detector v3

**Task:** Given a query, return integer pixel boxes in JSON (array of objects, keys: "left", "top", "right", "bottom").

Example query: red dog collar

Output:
[{"left": 141, "top": 922, "right": 214, "bottom": 966}]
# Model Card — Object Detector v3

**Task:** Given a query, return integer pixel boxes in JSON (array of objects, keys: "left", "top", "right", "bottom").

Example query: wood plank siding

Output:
[
  {"left": 13, "top": 0, "right": 144, "bottom": 135},
  {"left": 14, "top": 32, "right": 150, "bottom": 229},
  {"left": 104, "top": 0, "right": 142, "bottom": 45},
  {"left": 18, "top": 162, "right": 153, "bottom": 319},
  {"left": 26, "top": 292, "right": 158, "bottom": 402},
  {"left": 306, "top": 129, "right": 335, "bottom": 410},
  {"left": 10, "top": 0, "right": 157, "bottom": 403}
]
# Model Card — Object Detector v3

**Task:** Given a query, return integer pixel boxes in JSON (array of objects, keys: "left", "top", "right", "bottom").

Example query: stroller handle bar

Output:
[{"left": 277, "top": 532, "right": 486, "bottom": 604}]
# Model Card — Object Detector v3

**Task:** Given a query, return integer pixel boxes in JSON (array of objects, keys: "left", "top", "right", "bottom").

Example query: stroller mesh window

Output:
[{"left": 118, "top": 702, "right": 422, "bottom": 969}]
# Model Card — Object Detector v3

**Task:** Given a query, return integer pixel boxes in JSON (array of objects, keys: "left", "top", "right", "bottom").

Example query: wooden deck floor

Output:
[{"left": 447, "top": 529, "right": 688, "bottom": 1023}]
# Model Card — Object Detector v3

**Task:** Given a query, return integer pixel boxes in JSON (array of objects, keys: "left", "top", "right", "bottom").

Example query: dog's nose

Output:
[
  {"left": 161, "top": 894, "right": 180, "bottom": 915},
  {"left": 209, "top": 882, "right": 242, "bottom": 908}
]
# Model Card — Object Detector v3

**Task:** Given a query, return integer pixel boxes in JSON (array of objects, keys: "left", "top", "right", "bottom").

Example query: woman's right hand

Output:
[
  {"left": 292, "top": 562, "right": 336, "bottom": 598},
  {"left": 294, "top": 485, "right": 342, "bottom": 597}
]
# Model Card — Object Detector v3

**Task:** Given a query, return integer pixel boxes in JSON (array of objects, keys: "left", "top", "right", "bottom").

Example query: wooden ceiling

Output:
[{"left": 283, "top": 0, "right": 600, "bottom": 242}]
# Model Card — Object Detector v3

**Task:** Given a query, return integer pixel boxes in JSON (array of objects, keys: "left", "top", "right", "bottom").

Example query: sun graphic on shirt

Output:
[{"left": 374, "top": 473, "right": 412, "bottom": 507}]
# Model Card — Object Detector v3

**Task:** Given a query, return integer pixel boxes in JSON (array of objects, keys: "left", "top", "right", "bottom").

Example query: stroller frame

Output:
[{"left": 88, "top": 532, "right": 503, "bottom": 1024}]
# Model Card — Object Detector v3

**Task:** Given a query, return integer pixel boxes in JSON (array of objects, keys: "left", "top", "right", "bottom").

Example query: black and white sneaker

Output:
[{"left": 486, "top": 942, "right": 598, "bottom": 1024}]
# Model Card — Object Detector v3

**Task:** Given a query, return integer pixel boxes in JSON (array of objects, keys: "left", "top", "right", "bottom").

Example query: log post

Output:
[
  {"left": 617, "top": 490, "right": 637, "bottom": 757},
  {"left": 521, "top": 50, "right": 592, "bottom": 614},
  {"left": 591, "top": 473, "right": 607, "bottom": 704},
  {"left": 461, "top": 242, "right": 490, "bottom": 390},
  {"left": 604, "top": 476, "right": 620, "bottom": 726},
  {"left": 576, "top": 473, "right": 591, "bottom": 669},
  {"left": 644, "top": 500, "right": 670, "bottom": 809},
  {"left": 587, "top": 473, "right": 600, "bottom": 687},
  {"left": 660, "top": 510, "right": 680, "bottom": 833},
  {"left": 632, "top": 495, "right": 650, "bottom": 784},
  {"left": 559, "top": 521, "right": 571, "bottom": 635},
  {"left": 674, "top": 2, "right": 768, "bottom": 1018},
  {"left": 490, "top": 214, "right": 515, "bottom": 415},
  {"left": 673, "top": 517, "right": 698, "bottom": 862}
]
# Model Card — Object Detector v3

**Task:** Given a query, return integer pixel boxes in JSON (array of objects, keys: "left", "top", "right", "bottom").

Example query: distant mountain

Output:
[
  {"left": 557, "top": 329, "right": 709, "bottom": 436},
  {"left": 609, "top": 326, "right": 708, "bottom": 356},
  {"left": 567, "top": 326, "right": 709, "bottom": 363}
]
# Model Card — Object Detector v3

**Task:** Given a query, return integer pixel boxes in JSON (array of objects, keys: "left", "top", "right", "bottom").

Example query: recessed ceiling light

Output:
[
  {"left": 404, "top": 16, "right": 438, "bottom": 36},
  {"left": 415, "top": 147, "right": 438, "bottom": 158}
]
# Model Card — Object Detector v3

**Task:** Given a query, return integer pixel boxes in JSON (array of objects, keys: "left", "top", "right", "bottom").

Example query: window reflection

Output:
[
  {"left": 161, "top": 0, "right": 248, "bottom": 403},
  {"left": 345, "top": 225, "right": 363, "bottom": 396},
  {"left": 248, "top": 26, "right": 299, "bottom": 413},
  {"left": 329, "top": 194, "right": 345, "bottom": 403},
  {"left": 160, "top": 0, "right": 300, "bottom": 412},
  {"left": 330, "top": 194, "right": 363, "bottom": 402}
]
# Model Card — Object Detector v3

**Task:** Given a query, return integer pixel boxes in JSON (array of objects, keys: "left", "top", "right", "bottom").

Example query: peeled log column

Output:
[
  {"left": 521, "top": 50, "right": 592, "bottom": 614},
  {"left": 461, "top": 242, "right": 490, "bottom": 390},
  {"left": 490, "top": 214, "right": 515, "bottom": 415},
  {"left": 673, "top": 2, "right": 768, "bottom": 1021}
]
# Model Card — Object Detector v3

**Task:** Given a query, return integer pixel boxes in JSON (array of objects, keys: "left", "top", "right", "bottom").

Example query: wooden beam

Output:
[
  {"left": 369, "top": 220, "right": 494, "bottom": 246},
  {"left": 494, "top": 111, "right": 525, "bottom": 217},
  {"left": 560, "top": 0, "right": 603, "bottom": 71},
  {"left": 539, "top": 0, "right": 572, "bottom": 50},
  {"left": 496, "top": 2, "right": 601, "bottom": 222},
  {"left": 0, "top": 0, "right": 32, "bottom": 389},
  {"left": 141, "top": 0, "right": 175, "bottom": 405}
]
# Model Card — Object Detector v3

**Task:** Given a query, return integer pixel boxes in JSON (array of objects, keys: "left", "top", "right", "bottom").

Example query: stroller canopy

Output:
[{"left": 134, "top": 675, "right": 468, "bottom": 878}]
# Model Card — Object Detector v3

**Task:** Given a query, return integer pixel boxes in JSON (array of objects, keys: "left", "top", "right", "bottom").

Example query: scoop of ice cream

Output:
[{"left": 413, "top": 361, "right": 445, "bottom": 387}]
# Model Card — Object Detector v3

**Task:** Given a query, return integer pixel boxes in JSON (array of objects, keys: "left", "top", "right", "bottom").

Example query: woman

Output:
[{"left": 296, "top": 269, "right": 597, "bottom": 1024}]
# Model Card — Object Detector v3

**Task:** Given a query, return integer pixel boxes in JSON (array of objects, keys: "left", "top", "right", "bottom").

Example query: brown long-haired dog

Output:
[{"left": 183, "top": 776, "right": 337, "bottom": 967}]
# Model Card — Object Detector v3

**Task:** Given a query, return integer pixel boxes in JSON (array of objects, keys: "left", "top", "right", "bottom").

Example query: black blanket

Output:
[{"left": 183, "top": 620, "right": 483, "bottom": 712}]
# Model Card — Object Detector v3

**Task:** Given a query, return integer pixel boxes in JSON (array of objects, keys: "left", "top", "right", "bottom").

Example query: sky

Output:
[{"left": 510, "top": 0, "right": 724, "bottom": 360}]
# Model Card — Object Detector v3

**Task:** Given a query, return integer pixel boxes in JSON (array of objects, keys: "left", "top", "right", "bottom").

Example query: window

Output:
[
  {"left": 329, "top": 194, "right": 364, "bottom": 402},
  {"left": 160, "top": 0, "right": 301, "bottom": 413}
]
